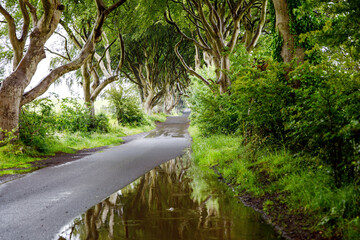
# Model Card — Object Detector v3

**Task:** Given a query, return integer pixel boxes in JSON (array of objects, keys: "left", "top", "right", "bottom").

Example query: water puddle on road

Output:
[{"left": 56, "top": 149, "right": 282, "bottom": 240}]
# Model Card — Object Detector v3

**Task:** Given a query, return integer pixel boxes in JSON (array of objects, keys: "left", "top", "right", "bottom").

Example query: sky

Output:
[{"left": 25, "top": 57, "right": 82, "bottom": 99}]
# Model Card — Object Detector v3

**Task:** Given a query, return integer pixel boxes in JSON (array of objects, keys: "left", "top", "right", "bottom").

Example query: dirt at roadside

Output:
[{"left": 213, "top": 167, "right": 334, "bottom": 240}]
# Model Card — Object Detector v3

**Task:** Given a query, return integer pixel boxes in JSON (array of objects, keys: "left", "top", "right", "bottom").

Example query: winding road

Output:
[{"left": 0, "top": 112, "right": 191, "bottom": 240}]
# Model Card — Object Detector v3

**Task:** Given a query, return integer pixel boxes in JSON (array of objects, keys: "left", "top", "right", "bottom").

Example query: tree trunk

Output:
[
  {"left": 82, "top": 61, "right": 96, "bottom": 116},
  {"left": 143, "top": 91, "right": 154, "bottom": 115},
  {"left": 0, "top": 83, "right": 22, "bottom": 139},
  {"left": 164, "top": 94, "right": 180, "bottom": 114},
  {"left": 0, "top": 3, "right": 61, "bottom": 139},
  {"left": 195, "top": 45, "right": 201, "bottom": 70},
  {"left": 214, "top": 53, "right": 231, "bottom": 94},
  {"left": 272, "top": 0, "right": 305, "bottom": 62},
  {"left": 0, "top": 0, "right": 127, "bottom": 141}
]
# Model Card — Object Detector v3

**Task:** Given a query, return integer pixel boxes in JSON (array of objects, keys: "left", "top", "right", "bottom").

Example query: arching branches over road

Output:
[
  {"left": 121, "top": 25, "right": 191, "bottom": 114},
  {"left": 0, "top": 0, "right": 127, "bottom": 140},
  {"left": 59, "top": 8, "right": 125, "bottom": 114},
  {"left": 165, "top": 0, "right": 268, "bottom": 93}
]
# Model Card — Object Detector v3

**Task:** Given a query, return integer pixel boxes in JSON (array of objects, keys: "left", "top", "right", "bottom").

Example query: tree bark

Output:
[
  {"left": 166, "top": 0, "right": 264, "bottom": 94},
  {"left": 0, "top": 0, "right": 127, "bottom": 141},
  {"left": 143, "top": 90, "right": 154, "bottom": 115},
  {"left": 0, "top": 0, "right": 63, "bottom": 139},
  {"left": 272, "top": 0, "right": 305, "bottom": 62}
]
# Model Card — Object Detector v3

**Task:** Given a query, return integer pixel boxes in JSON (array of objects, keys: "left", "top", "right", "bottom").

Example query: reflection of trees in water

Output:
[{"left": 58, "top": 150, "right": 276, "bottom": 240}]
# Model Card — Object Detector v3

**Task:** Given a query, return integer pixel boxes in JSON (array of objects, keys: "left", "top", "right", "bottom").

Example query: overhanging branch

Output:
[{"left": 174, "top": 38, "right": 210, "bottom": 86}]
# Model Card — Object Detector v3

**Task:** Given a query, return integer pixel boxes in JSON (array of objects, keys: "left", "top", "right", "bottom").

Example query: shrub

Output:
[
  {"left": 231, "top": 60, "right": 292, "bottom": 144},
  {"left": 286, "top": 61, "right": 360, "bottom": 186},
  {"left": 56, "top": 98, "right": 93, "bottom": 132},
  {"left": 19, "top": 98, "right": 56, "bottom": 152},
  {"left": 55, "top": 98, "right": 110, "bottom": 133},
  {"left": 92, "top": 113, "right": 110, "bottom": 133},
  {"left": 106, "top": 87, "right": 147, "bottom": 126},
  {"left": 188, "top": 67, "right": 241, "bottom": 135}
]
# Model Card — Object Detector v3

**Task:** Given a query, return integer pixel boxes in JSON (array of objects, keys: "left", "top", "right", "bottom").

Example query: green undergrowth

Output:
[
  {"left": 189, "top": 125, "right": 360, "bottom": 239},
  {"left": 0, "top": 115, "right": 166, "bottom": 177}
]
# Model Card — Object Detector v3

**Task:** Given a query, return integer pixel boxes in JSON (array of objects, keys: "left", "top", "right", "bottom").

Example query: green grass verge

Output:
[
  {"left": 189, "top": 125, "right": 360, "bottom": 239},
  {"left": 0, "top": 114, "right": 167, "bottom": 177}
]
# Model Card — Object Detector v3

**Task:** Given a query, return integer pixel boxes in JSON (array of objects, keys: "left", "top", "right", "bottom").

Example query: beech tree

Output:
[
  {"left": 59, "top": 15, "right": 125, "bottom": 114},
  {"left": 0, "top": 0, "right": 126, "bottom": 140},
  {"left": 121, "top": 24, "right": 191, "bottom": 114},
  {"left": 271, "top": 0, "right": 304, "bottom": 62},
  {"left": 271, "top": 0, "right": 324, "bottom": 63},
  {"left": 165, "top": 0, "right": 268, "bottom": 93}
]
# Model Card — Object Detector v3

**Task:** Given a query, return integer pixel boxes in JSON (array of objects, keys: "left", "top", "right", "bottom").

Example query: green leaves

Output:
[{"left": 106, "top": 87, "right": 147, "bottom": 126}]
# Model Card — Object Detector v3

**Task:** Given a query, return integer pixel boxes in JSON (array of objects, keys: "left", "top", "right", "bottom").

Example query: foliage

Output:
[
  {"left": 311, "top": 0, "right": 360, "bottom": 60},
  {"left": 16, "top": 98, "right": 111, "bottom": 153},
  {"left": 19, "top": 98, "right": 56, "bottom": 152},
  {"left": 56, "top": 98, "right": 110, "bottom": 133},
  {"left": 187, "top": 67, "right": 240, "bottom": 135},
  {"left": 146, "top": 113, "right": 167, "bottom": 124},
  {"left": 189, "top": 125, "right": 360, "bottom": 238},
  {"left": 286, "top": 61, "right": 360, "bottom": 186},
  {"left": 0, "top": 128, "right": 17, "bottom": 146},
  {"left": 106, "top": 87, "right": 147, "bottom": 126}
]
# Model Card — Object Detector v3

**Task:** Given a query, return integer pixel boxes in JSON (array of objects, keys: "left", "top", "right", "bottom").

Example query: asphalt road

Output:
[{"left": 0, "top": 112, "right": 191, "bottom": 240}]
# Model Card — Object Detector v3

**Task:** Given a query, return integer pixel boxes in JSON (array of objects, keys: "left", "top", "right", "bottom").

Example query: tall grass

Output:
[{"left": 189, "top": 125, "right": 360, "bottom": 238}]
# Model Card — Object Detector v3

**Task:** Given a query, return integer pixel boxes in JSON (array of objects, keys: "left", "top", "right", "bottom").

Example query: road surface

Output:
[{"left": 0, "top": 113, "right": 190, "bottom": 240}]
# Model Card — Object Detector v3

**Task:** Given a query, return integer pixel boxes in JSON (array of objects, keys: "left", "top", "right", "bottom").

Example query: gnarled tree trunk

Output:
[{"left": 0, "top": 0, "right": 127, "bottom": 141}]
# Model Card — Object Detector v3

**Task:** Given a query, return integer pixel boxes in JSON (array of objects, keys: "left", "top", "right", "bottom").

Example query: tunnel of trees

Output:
[{"left": 0, "top": 0, "right": 359, "bottom": 238}]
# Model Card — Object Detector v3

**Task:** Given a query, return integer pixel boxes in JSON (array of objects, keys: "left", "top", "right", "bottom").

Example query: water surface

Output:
[{"left": 57, "top": 150, "right": 282, "bottom": 240}]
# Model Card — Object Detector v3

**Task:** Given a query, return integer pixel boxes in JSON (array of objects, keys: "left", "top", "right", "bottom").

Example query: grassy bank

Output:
[
  {"left": 189, "top": 125, "right": 360, "bottom": 239},
  {"left": 0, "top": 113, "right": 166, "bottom": 177}
]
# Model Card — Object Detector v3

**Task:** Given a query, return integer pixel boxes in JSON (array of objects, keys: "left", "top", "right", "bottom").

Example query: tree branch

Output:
[
  {"left": 24, "top": 1, "right": 38, "bottom": 26},
  {"left": 21, "top": 0, "right": 127, "bottom": 105},
  {"left": 246, "top": 0, "right": 268, "bottom": 52},
  {"left": 174, "top": 38, "right": 210, "bottom": 86},
  {"left": 164, "top": 10, "right": 211, "bottom": 51},
  {"left": 54, "top": 31, "right": 72, "bottom": 60},
  {"left": 90, "top": 75, "right": 118, "bottom": 101},
  {"left": 44, "top": 47, "right": 71, "bottom": 60},
  {"left": 39, "top": 0, "right": 55, "bottom": 31},
  {"left": 19, "top": 0, "right": 30, "bottom": 41},
  {"left": 115, "top": 31, "right": 125, "bottom": 74}
]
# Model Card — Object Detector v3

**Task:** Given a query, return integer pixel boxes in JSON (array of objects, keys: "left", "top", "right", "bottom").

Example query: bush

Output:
[
  {"left": 18, "top": 98, "right": 111, "bottom": 152},
  {"left": 232, "top": 60, "right": 292, "bottom": 144},
  {"left": 286, "top": 61, "right": 360, "bottom": 186},
  {"left": 230, "top": 57, "right": 360, "bottom": 186},
  {"left": 19, "top": 98, "right": 56, "bottom": 152},
  {"left": 106, "top": 87, "right": 147, "bottom": 126},
  {"left": 56, "top": 98, "right": 110, "bottom": 133},
  {"left": 190, "top": 52, "right": 359, "bottom": 186},
  {"left": 188, "top": 67, "right": 241, "bottom": 135},
  {"left": 92, "top": 113, "right": 110, "bottom": 133}
]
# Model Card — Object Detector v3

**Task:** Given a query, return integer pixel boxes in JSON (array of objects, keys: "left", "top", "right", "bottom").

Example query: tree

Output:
[
  {"left": 270, "top": 0, "right": 324, "bottom": 63},
  {"left": 121, "top": 24, "right": 191, "bottom": 114},
  {"left": 0, "top": 0, "right": 126, "bottom": 140},
  {"left": 59, "top": 11, "right": 125, "bottom": 114},
  {"left": 312, "top": 0, "right": 360, "bottom": 61},
  {"left": 271, "top": 0, "right": 303, "bottom": 62},
  {"left": 165, "top": 0, "right": 268, "bottom": 93}
]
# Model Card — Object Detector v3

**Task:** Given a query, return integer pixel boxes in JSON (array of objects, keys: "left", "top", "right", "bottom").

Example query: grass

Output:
[
  {"left": 189, "top": 125, "right": 360, "bottom": 239},
  {"left": 0, "top": 113, "right": 167, "bottom": 177}
]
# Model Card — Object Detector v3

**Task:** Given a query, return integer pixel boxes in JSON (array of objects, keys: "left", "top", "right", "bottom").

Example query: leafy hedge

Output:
[
  {"left": 188, "top": 59, "right": 360, "bottom": 187},
  {"left": 19, "top": 98, "right": 110, "bottom": 152}
]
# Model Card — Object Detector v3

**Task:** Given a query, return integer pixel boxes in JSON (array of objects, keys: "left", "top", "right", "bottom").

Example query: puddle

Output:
[
  {"left": 56, "top": 149, "right": 282, "bottom": 240},
  {"left": 146, "top": 113, "right": 190, "bottom": 139}
]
